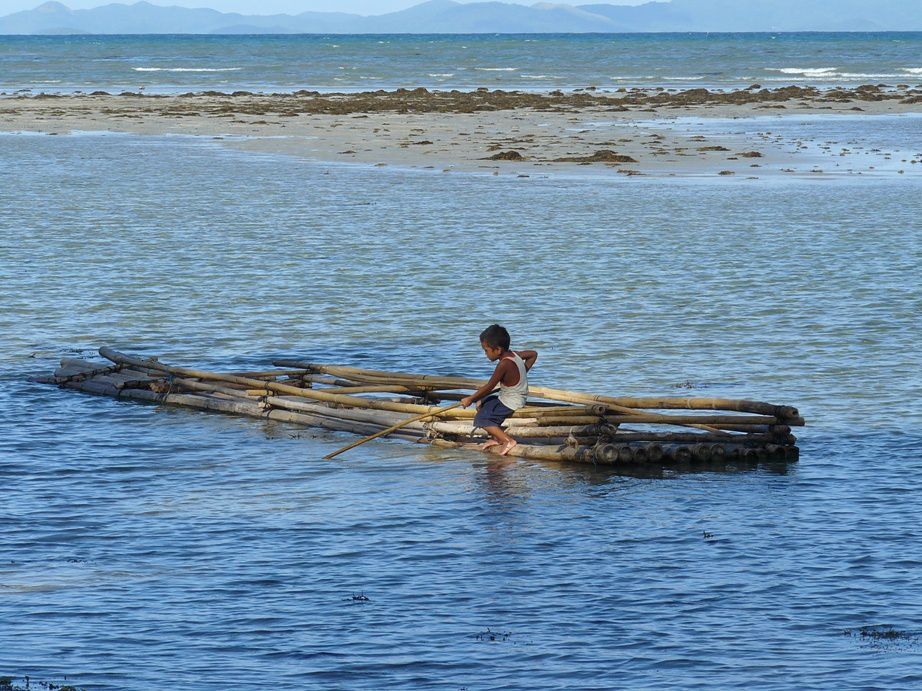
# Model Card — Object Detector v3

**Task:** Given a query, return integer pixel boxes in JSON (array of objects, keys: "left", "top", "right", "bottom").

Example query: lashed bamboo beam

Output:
[
  {"left": 172, "top": 377, "right": 259, "bottom": 401},
  {"left": 144, "top": 380, "right": 577, "bottom": 440},
  {"left": 322, "top": 384, "right": 433, "bottom": 394},
  {"left": 99, "top": 347, "right": 482, "bottom": 419},
  {"left": 261, "top": 396, "right": 436, "bottom": 429},
  {"left": 285, "top": 374, "right": 356, "bottom": 387},
  {"left": 111, "top": 350, "right": 799, "bottom": 431},
  {"left": 58, "top": 374, "right": 427, "bottom": 442},
  {"left": 429, "top": 438, "right": 592, "bottom": 463},
  {"left": 229, "top": 369, "right": 310, "bottom": 379},
  {"left": 100, "top": 349, "right": 630, "bottom": 424},
  {"left": 604, "top": 429, "right": 769, "bottom": 444},
  {"left": 594, "top": 413, "right": 796, "bottom": 426},
  {"left": 48, "top": 362, "right": 123, "bottom": 384},
  {"left": 273, "top": 362, "right": 752, "bottom": 434},
  {"left": 427, "top": 420, "right": 607, "bottom": 438},
  {"left": 276, "top": 361, "right": 800, "bottom": 419}
]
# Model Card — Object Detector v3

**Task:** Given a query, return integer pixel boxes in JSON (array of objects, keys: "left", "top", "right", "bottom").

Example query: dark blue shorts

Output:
[{"left": 474, "top": 395, "right": 514, "bottom": 428}]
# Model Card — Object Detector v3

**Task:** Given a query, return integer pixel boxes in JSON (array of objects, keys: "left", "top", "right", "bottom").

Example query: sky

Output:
[{"left": 2, "top": 0, "right": 653, "bottom": 16}]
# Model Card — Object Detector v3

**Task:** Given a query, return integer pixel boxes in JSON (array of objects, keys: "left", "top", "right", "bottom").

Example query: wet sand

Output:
[{"left": 2, "top": 85, "right": 921, "bottom": 177}]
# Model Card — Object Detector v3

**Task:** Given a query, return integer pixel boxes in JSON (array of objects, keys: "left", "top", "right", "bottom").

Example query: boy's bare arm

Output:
[
  {"left": 460, "top": 360, "right": 513, "bottom": 407},
  {"left": 517, "top": 349, "right": 538, "bottom": 371}
]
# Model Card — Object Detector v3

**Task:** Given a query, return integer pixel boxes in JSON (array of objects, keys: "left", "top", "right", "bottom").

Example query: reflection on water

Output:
[{"left": 1, "top": 131, "right": 921, "bottom": 689}]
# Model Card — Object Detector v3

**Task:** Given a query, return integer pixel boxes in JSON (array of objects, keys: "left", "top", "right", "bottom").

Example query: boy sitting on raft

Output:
[{"left": 459, "top": 324, "right": 538, "bottom": 456}]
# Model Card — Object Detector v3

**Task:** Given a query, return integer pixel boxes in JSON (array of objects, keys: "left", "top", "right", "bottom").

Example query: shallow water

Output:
[{"left": 1, "top": 130, "right": 921, "bottom": 689}]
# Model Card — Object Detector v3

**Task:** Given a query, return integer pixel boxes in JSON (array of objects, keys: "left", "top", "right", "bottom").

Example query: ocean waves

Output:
[
  {"left": 132, "top": 67, "right": 243, "bottom": 72},
  {"left": 2, "top": 34, "right": 921, "bottom": 94},
  {"left": 765, "top": 66, "right": 922, "bottom": 81}
]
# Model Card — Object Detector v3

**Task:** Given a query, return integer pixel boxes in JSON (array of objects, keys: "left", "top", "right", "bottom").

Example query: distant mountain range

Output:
[{"left": 3, "top": 0, "right": 922, "bottom": 34}]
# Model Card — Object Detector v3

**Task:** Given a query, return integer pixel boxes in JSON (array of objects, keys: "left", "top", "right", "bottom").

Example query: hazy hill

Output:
[{"left": 2, "top": 0, "right": 922, "bottom": 34}]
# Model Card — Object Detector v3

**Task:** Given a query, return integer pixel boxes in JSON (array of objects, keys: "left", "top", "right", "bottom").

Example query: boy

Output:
[{"left": 460, "top": 324, "right": 538, "bottom": 456}]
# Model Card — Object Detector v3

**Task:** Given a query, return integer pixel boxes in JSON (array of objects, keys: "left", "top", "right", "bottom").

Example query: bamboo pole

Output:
[
  {"left": 599, "top": 413, "right": 798, "bottom": 426},
  {"left": 172, "top": 377, "right": 260, "bottom": 401},
  {"left": 608, "top": 430, "right": 779, "bottom": 444},
  {"left": 285, "top": 374, "right": 356, "bottom": 387},
  {"left": 519, "top": 404, "right": 604, "bottom": 415},
  {"left": 99, "top": 347, "right": 480, "bottom": 419},
  {"left": 245, "top": 399, "right": 596, "bottom": 446},
  {"left": 274, "top": 363, "right": 743, "bottom": 434},
  {"left": 61, "top": 377, "right": 121, "bottom": 397},
  {"left": 671, "top": 446, "right": 693, "bottom": 462},
  {"left": 519, "top": 415, "right": 613, "bottom": 426},
  {"left": 321, "top": 384, "right": 432, "bottom": 394},
  {"left": 689, "top": 443, "right": 713, "bottom": 461},
  {"left": 99, "top": 349, "right": 619, "bottom": 422},
  {"left": 617, "top": 446, "right": 635, "bottom": 464},
  {"left": 60, "top": 374, "right": 426, "bottom": 441},
  {"left": 229, "top": 369, "right": 309, "bottom": 378},
  {"left": 262, "top": 396, "right": 428, "bottom": 429},
  {"left": 427, "top": 420, "right": 606, "bottom": 438},
  {"left": 630, "top": 446, "right": 649, "bottom": 463},
  {"left": 429, "top": 438, "right": 593, "bottom": 463},
  {"left": 277, "top": 361, "right": 800, "bottom": 418},
  {"left": 707, "top": 444, "right": 727, "bottom": 461},
  {"left": 50, "top": 362, "right": 122, "bottom": 384},
  {"left": 643, "top": 444, "right": 665, "bottom": 463},
  {"left": 593, "top": 442, "right": 743, "bottom": 466},
  {"left": 316, "top": 385, "right": 599, "bottom": 416},
  {"left": 241, "top": 396, "right": 589, "bottom": 439},
  {"left": 324, "top": 402, "right": 464, "bottom": 460}
]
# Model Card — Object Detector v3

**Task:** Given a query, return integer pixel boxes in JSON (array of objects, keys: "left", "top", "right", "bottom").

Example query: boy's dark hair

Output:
[{"left": 480, "top": 324, "right": 511, "bottom": 350}]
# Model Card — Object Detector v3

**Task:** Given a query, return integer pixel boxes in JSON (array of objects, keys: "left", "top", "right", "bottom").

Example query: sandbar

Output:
[{"left": 2, "top": 85, "right": 921, "bottom": 178}]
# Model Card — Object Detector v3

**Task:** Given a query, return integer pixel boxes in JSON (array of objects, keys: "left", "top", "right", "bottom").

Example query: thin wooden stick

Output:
[{"left": 323, "top": 402, "right": 464, "bottom": 460}]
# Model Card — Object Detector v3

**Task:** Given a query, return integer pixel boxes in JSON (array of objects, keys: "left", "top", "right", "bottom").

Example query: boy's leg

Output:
[
  {"left": 474, "top": 396, "right": 500, "bottom": 449},
  {"left": 482, "top": 425, "right": 517, "bottom": 456},
  {"left": 474, "top": 397, "right": 517, "bottom": 455}
]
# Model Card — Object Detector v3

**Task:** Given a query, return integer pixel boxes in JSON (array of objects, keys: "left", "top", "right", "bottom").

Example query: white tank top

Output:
[{"left": 497, "top": 352, "right": 528, "bottom": 411}]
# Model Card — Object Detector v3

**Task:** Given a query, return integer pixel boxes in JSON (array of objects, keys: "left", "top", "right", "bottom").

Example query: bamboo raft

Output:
[{"left": 37, "top": 347, "right": 805, "bottom": 466}]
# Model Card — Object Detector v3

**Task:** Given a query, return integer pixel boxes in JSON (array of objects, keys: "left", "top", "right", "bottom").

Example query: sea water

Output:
[
  {"left": 2, "top": 30, "right": 922, "bottom": 689},
  {"left": 1, "top": 123, "right": 921, "bottom": 688},
  {"left": 1, "top": 32, "right": 922, "bottom": 94}
]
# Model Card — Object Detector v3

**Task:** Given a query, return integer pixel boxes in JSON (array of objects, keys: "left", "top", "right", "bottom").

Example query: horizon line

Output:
[{"left": 5, "top": 29, "right": 922, "bottom": 34}]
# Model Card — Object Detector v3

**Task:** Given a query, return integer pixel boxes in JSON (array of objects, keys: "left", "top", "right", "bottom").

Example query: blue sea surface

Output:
[
  {"left": 1, "top": 32, "right": 921, "bottom": 94},
  {"left": 1, "top": 125, "right": 921, "bottom": 689}
]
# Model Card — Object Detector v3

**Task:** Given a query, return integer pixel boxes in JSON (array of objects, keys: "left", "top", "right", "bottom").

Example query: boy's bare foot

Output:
[
  {"left": 480, "top": 439, "right": 500, "bottom": 451},
  {"left": 499, "top": 439, "right": 518, "bottom": 456}
]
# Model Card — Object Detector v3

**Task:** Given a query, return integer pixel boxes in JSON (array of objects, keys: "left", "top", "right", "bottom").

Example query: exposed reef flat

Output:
[{"left": 2, "top": 85, "right": 921, "bottom": 178}]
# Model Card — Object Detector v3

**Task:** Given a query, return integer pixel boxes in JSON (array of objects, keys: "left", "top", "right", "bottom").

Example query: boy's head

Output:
[{"left": 479, "top": 324, "right": 510, "bottom": 361}]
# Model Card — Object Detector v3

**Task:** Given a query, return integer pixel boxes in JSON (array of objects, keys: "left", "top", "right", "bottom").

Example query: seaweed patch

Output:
[
  {"left": 475, "top": 628, "right": 513, "bottom": 642},
  {"left": 843, "top": 625, "right": 921, "bottom": 649},
  {"left": 0, "top": 676, "right": 85, "bottom": 691}
]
